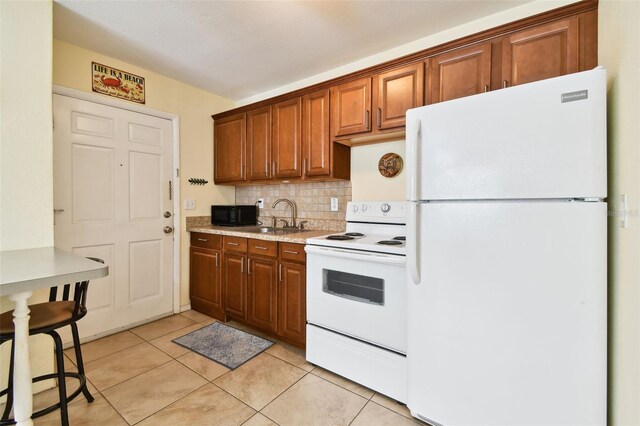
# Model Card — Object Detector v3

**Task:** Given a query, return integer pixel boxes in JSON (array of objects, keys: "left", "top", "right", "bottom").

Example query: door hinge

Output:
[
  {"left": 52, "top": 114, "right": 55, "bottom": 130},
  {"left": 169, "top": 180, "right": 173, "bottom": 200},
  {"left": 176, "top": 168, "right": 180, "bottom": 178}
]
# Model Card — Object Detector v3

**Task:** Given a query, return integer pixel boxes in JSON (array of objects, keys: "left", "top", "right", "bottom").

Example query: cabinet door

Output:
[
  {"left": 272, "top": 98, "right": 302, "bottom": 179},
  {"left": 247, "top": 257, "right": 278, "bottom": 333},
  {"left": 428, "top": 43, "right": 491, "bottom": 104},
  {"left": 375, "top": 63, "right": 424, "bottom": 129},
  {"left": 501, "top": 17, "right": 578, "bottom": 88},
  {"left": 214, "top": 113, "right": 245, "bottom": 183},
  {"left": 223, "top": 253, "right": 247, "bottom": 320},
  {"left": 189, "top": 247, "right": 224, "bottom": 321},
  {"left": 331, "top": 77, "right": 372, "bottom": 137},
  {"left": 278, "top": 262, "right": 306, "bottom": 346},
  {"left": 247, "top": 106, "right": 272, "bottom": 181},
  {"left": 302, "top": 90, "right": 330, "bottom": 177}
]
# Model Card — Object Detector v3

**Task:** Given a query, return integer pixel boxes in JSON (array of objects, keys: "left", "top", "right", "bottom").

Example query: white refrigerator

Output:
[{"left": 405, "top": 68, "right": 607, "bottom": 426}]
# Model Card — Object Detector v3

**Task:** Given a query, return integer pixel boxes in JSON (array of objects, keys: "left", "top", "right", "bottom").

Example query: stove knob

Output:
[
  {"left": 361, "top": 204, "right": 368, "bottom": 212},
  {"left": 381, "top": 203, "right": 391, "bottom": 213},
  {"left": 352, "top": 204, "right": 359, "bottom": 212}
]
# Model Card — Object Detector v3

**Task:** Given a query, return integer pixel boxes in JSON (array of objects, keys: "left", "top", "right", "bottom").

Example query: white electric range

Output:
[{"left": 305, "top": 201, "right": 407, "bottom": 402}]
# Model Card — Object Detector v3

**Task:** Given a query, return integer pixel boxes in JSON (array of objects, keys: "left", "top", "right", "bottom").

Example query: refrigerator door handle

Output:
[
  {"left": 407, "top": 119, "right": 421, "bottom": 201},
  {"left": 407, "top": 202, "right": 421, "bottom": 284}
]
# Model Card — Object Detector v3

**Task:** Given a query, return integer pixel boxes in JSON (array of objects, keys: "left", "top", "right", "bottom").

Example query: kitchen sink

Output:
[{"left": 240, "top": 226, "right": 314, "bottom": 235}]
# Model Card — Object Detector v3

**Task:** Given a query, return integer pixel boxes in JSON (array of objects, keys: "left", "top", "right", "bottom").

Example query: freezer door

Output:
[
  {"left": 405, "top": 68, "right": 606, "bottom": 201},
  {"left": 407, "top": 201, "right": 606, "bottom": 426}
]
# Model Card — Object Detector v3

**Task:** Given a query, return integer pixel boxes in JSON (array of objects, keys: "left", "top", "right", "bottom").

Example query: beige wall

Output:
[
  {"left": 0, "top": 0, "right": 55, "bottom": 396},
  {"left": 0, "top": 0, "right": 54, "bottom": 250},
  {"left": 350, "top": 140, "right": 406, "bottom": 201},
  {"left": 52, "top": 40, "right": 236, "bottom": 308},
  {"left": 599, "top": 1, "right": 640, "bottom": 424}
]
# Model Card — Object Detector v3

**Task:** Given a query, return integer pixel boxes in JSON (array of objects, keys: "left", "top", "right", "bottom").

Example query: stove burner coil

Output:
[
  {"left": 344, "top": 232, "right": 365, "bottom": 237},
  {"left": 326, "top": 235, "right": 355, "bottom": 241},
  {"left": 377, "top": 240, "right": 403, "bottom": 245},
  {"left": 393, "top": 236, "right": 406, "bottom": 241}
]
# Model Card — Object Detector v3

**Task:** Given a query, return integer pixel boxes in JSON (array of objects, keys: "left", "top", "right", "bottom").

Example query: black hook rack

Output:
[{"left": 188, "top": 178, "right": 208, "bottom": 185}]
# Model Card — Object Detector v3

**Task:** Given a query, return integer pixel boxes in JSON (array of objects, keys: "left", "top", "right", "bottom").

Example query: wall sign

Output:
[
  {"left": 92, "top": 62, "right": 145, "bottom": 104},
  {"left": 378, "top": 153, "right": 403, "bottom": 178}
]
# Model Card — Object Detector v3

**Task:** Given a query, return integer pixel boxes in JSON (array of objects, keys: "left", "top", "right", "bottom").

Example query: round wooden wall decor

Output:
[{"left": 378, "top": 153, "right": 403, "bottom": 178}]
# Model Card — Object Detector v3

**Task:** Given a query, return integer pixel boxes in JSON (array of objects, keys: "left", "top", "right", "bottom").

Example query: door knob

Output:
[
  {"left": 164, "top": 211, "right": 172, "bottom": 218},
  {"left": 163, "top": 226, "right": 173, "bottom": 234}
]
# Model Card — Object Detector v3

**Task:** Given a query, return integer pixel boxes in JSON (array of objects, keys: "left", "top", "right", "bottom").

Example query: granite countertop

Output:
[{"left": 187, "top": 225, "right": 337, "bottom": 244}]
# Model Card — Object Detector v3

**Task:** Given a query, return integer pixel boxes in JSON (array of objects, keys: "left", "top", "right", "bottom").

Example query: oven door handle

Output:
[{"left": 304, "top": 245, "right": 406, "bottom": 266}]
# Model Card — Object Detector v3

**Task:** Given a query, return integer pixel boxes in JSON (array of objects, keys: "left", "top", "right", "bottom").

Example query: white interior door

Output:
[{"left": 53, "top": 94, "right": 174, "bottom": 340}]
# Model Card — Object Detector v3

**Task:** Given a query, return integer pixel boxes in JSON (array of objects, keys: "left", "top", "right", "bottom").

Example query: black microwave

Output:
[{"left": 211, "top": 205, "right": 257, "bottom": 227}]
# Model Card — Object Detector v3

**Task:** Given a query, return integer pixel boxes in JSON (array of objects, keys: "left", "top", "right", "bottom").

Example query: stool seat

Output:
[{"left": 0, "top": 301, "right": 80, "bottom": 334}]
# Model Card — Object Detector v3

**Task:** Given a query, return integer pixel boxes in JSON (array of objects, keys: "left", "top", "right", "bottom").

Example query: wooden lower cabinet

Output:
[
  {"left": 223, "top": 252, "right": 247, "bottom": 320},
  {"left": 278, "top": 261, "right": 306, "bottom": 346},
  {"left": 191, "top": 235, "right": 307, "bottom": 347},
  {"left": 247, "top": 257, "right": 279, "bottom": 333},
  {"left": 189, "top": 247, "right": 224, "bottom": 321}
]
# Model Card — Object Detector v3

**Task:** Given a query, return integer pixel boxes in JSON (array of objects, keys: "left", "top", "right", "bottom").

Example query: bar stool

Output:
[{"left": 0, "top": 257, "right": 104, "bottom": 426}]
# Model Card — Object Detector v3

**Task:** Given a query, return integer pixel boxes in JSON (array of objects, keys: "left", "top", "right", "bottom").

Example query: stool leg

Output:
[
  {"left": 1, "top": 340, "right": 14, "bottom": 420},
  {"left": 49, "top": 331, "right": 69, "bottom": 426},
  {"left": 70, "top": 323, "right": 93, "bottom": 403}
]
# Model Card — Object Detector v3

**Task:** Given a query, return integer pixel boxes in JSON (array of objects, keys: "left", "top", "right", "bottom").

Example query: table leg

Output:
[{"left": 8, "top": 291, "right": 33, "bottom": 426}]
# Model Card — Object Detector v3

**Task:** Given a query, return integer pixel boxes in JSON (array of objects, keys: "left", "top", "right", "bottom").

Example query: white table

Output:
[{"left": 0, "top": 247, "right": 108, "bottom": 426}]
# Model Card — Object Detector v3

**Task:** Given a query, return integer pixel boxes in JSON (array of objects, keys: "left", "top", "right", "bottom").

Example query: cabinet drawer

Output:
[
  {"left": 190, "top": 233, "right": 222, "bottom": 250},
  {"left": 248, "top": 239, "right": 278, "bottom": 258},
  {"left": 223, "top": 236, "right": 248, "bottom": 252},
  {"left": 279, "top": 242, "right": 306, "bottom": 263}
]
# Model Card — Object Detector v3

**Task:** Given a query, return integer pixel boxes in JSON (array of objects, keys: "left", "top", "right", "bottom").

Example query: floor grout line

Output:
[
  {"left": 127, "top": 381, "right": 211, "bottom": 425},
  {"left": 257, "top": 370, "right": 311, "bottom": 415},
  {"left": 96, "top": 357, "right": 174, "bottom": 393},
  {"left": 70, "top": 334, "right": 146, "bottom": 366}
]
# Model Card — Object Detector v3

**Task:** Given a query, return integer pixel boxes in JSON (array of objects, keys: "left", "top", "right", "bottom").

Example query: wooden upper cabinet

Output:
[
  {"left": 214, "top": 113, "right": 245, "bottom": 183},
  {"left": 247, "top": 107, "right": 272, "bottom": 181},
  {"left": 374, "top": 63, "right": 424, "bottom": 130},
  {"left": 331, "top": 77, "right": 372, "bottom": 137},
  {"left": 303, "top": 90, "right": 330, "bottom": 177},
  {"left": 272, "top": 98, "right": 302, "bottom": 179},
  {"left": 427, "top": 42, "right": 492, "bottom": 104},
  {"left": 501, "top": 17, "right": 579, "bottom": 88}
]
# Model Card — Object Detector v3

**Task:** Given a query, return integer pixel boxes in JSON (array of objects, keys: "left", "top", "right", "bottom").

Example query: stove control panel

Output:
[{"left": 347, "top": 201, "right": 406, "bottom": 223}]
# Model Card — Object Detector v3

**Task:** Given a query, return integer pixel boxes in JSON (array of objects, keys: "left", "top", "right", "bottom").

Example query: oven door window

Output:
[{"left": 322, "top": 269, "right": 384, "bottom": 305}]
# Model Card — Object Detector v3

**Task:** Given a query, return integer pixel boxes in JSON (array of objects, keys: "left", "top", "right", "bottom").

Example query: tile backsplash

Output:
[{"left": 235, "top": 181, "right": 351, "bottom": 231}]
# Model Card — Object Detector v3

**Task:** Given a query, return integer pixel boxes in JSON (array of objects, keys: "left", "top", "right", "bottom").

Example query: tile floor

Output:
[{"left": 11, "top": 311, "right": 422, "bottom": 425}]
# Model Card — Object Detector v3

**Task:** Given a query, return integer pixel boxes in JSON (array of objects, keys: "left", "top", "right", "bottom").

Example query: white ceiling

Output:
[{"left": 53, "top": 0, "right": 532, "bottom": 102}]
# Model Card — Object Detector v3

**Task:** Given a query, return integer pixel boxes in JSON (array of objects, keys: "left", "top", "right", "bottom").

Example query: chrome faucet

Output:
[{"left": 272, "top": 198, "right": 297, "bottom": 228}]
